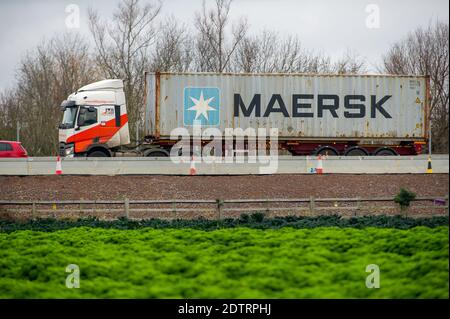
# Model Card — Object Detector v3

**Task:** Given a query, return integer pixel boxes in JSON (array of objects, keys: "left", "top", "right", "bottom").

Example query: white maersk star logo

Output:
[
  {"left": 188, "top": 91, "right": 216, "bottom": 121},
  {"left": 184, "top": 87, "right": 220, "bottom": 126}
]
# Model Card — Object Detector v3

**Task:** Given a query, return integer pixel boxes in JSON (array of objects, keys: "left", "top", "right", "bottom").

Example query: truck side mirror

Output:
[{"left": 78, "top": 108, "right": 85, "bottom": 126}]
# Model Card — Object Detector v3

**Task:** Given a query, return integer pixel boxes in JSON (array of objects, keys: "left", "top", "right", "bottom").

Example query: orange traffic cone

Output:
[
  {"left": 316, "top": 155, "right": 323, "bottom": 174},
  {"left": 55, "top": 155, "right": 62, "bottom": 175},
  {"left": 189, "top": 155, "right": 196, "bottom": 176}
]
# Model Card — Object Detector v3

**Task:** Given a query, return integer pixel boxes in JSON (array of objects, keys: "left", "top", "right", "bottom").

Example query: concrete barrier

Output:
[{"left": 0, "top": 155, "right": 448, "bottom": 175}]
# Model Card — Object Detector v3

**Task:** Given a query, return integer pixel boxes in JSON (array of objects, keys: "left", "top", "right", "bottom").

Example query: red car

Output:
[{"left": 0, "top": 140, "right": 28, "bottom": 158}]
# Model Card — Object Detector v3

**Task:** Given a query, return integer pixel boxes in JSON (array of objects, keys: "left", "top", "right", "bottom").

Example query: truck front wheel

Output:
[{"left": 87, "top": 150, "right": 109, "bottom": 157}]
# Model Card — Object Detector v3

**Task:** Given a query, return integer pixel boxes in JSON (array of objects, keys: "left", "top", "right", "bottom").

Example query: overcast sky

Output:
[{"left": 0, "top": 0, "right": 448, "bottom": 91}]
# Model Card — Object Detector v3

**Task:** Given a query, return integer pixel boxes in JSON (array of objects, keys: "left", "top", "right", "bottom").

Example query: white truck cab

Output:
[{"left": 58, "top": 79, "right": 130, "bottom": 157}]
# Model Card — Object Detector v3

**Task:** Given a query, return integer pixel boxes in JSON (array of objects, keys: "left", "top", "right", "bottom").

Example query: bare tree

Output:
[
  {"left": 88, "top": 0, "right": 162, "bottom": 140},
  {"left": 300, "top": 52, "right": 333, "bottom": 74},
  {"left": 151, "top": 17, "right": 193, "bottom": 72},
  {"left": 381, "top": 21, "right": 449, "bottom": 153},
  {"left": 232, "top": 31, "right": 303, "bottom": 73},
  {"left": 231, "top": 34, "right": 262, "bottom": 73},
  {"left": 331, "top": 49, "right": 367, "bottom": 74},
  {"left": 51, "top": 34, "right": 98, "bottom": 97},
  {"left": 0, "top": 90, "right": 20, "bottom": 141},
  {"left": 0, "top": 34, "right": 98, "bottom": 156},
  {"left": 194, "top": 0, "right": 248, "bottom": 72},
  {"left": 232, "top": 31, "right": 351, "bottom": 74}
]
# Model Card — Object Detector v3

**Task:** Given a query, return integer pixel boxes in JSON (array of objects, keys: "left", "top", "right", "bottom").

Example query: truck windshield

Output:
[{"left": 61, "top": 106, "right": 78, "bottom": 128}]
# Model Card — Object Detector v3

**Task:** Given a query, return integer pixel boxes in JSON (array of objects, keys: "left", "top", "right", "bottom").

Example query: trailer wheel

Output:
[
  {"left": 149, "top": 151, "right": 168, "bottom": 157},
  {"left": 315, "top": 146, "right": 339, "bottom": 156},
  {"left": 374, "top": 147, "right": 398, "bottom": 156},
  {"left": 344, "top": 147, "right": 368, "bottom": 156}
]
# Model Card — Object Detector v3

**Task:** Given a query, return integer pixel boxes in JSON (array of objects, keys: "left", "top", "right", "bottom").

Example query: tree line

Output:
[{"left": 0, "top": 0, "right": 448, "bottom": 155}]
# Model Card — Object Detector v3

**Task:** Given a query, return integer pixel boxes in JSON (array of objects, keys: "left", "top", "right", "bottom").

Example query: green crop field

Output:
[{"left": 0, "top": 221, "right": 448, "bottom": 298}]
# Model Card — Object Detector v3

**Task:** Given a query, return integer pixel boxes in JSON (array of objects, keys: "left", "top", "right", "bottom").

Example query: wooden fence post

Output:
[
  {"left": 446, "top": 195, "right": 449, "bottom": 215},
  {"left": 32, "top": 201, "right": 36, "bottom": 219},
  {"left": 172, "top": 201, "right": 177, "bottom": 219},
  {"left": 216, "top": 199, "right": 223, "bottom": 221},
  {"left": 431, "top": 197, "right": 435, "bottom": 216},
  {"left": 309, "top": 196, "right": 315, "bottom": 214},
  {"left": 124, "top": 198, "right": 130, "bottom": 219},
  {"left": 355, "top": 197, "right": 361, "bottom": 217}
]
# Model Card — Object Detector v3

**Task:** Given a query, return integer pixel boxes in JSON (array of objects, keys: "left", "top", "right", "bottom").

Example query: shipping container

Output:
[{"left": 144, "top": 72, "right": 429, "bottom": 142}]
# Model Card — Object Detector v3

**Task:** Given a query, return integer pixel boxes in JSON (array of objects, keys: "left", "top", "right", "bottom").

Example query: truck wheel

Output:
[
  {"left": 374, "top": 148, "right": 397, "bottom": 156},
  {"left": 148, "top": 151, "right": 168, "bottom": 157},
  {"left": 144, "top": 149, "right": 169, "bottom": 157},
  {"left": 345, "top": 147, "right": 368, "bottom": 156},
  {"left": 315, "top": 147, "right": 338, "bottom": 156},
  {"left": 88, "top": 151, "right": 108, "bottom": 157}
]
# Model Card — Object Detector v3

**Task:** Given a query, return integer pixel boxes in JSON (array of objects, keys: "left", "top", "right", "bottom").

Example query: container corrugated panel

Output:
[{"left": 145, "top": 72, "right": 428, "bottom": 140}]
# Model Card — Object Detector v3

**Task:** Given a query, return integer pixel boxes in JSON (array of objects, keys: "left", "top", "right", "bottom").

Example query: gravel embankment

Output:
[{"left": 0, "top": 174, "right": 447, "bottom": 200}]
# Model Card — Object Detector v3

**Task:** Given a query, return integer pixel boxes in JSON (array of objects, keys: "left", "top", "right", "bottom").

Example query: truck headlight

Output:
[{"left": 65, "top": 146, "right": 74, "bottom": 156}]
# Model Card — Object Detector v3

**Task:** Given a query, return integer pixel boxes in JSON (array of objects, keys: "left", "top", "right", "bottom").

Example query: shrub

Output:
[
  {"left": 394, "top": 188, "right": 417, "bottom": 210},
  {"left": 250, "top": 212, "right": 265, "bottom": 223},
  {"left": 0, "top": 215, "right": 448, "bottom": 233},
  {"left": 239, "top": 213, "right": 250, "bottom": 223}
]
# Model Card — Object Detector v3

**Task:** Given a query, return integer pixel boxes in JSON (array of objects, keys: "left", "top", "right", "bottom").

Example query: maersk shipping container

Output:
[{"left": 144, "top": 72, "right": 429, "bottom": 141}]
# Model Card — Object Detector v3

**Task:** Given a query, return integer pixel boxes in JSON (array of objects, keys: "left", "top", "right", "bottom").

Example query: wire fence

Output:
[{"left": 0, "top": 196, "right": 448, "bottom": 220}]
